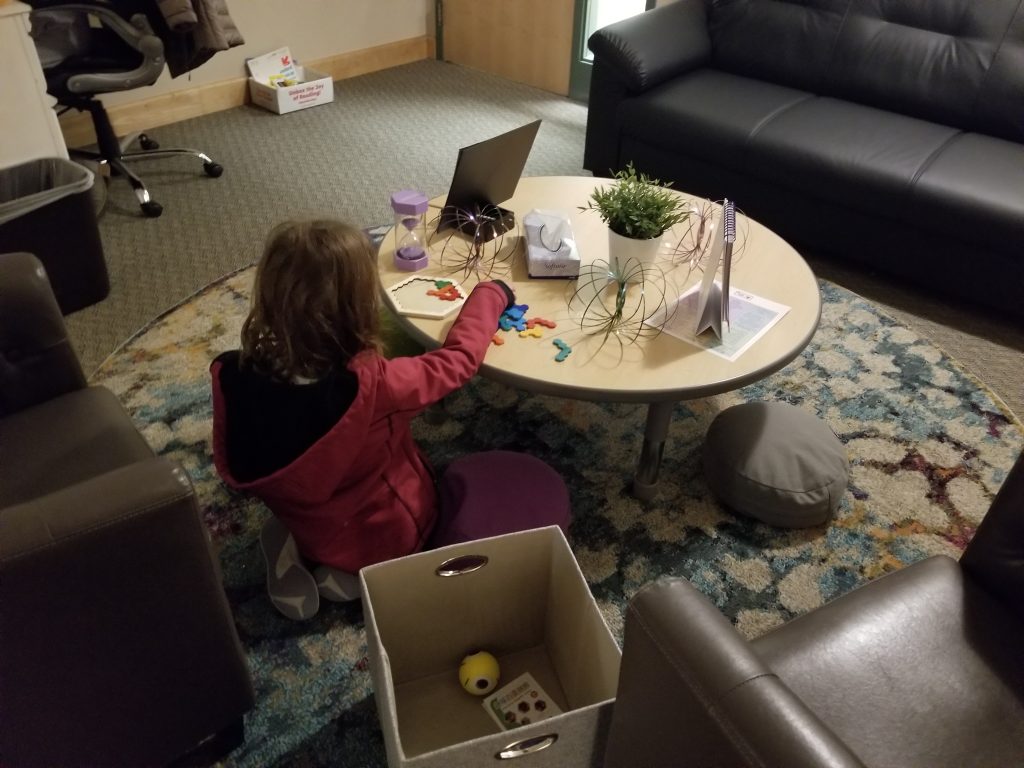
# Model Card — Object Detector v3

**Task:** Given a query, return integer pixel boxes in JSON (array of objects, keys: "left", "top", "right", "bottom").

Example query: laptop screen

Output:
[{"left": 438, "top": 120, "right": 541, "bottom": 232}]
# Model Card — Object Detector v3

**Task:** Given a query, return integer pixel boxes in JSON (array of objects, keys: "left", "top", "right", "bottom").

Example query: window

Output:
[
  {"left": 581, "top": 0, "right": 649, "bottom": 62},
  {"left": 570, "top": 0, "right": 653, "bottom": 100}
]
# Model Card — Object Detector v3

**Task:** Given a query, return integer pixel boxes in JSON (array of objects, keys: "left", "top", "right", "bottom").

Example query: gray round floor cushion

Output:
[{"left": 703, "top": 401, "right": 849, "bottom": 527}]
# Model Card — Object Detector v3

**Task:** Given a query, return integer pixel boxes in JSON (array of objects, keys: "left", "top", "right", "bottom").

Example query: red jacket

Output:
[{"left": 210, "top": 281, "right": 508, "bottom": 572}]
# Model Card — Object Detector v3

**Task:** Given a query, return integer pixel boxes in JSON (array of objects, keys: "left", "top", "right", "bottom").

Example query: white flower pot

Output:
[{"left": 607, "top": 229, "right": 662, "bottom": 281}]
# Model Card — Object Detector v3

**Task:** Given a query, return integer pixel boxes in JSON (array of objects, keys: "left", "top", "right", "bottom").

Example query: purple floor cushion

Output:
[{"left": 430, "top": 451, "right": 571, "bottom": 548}]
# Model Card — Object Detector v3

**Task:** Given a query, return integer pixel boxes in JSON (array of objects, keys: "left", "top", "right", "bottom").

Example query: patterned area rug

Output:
[{"left": 92, "top": 231, "right": 1022, "bottom": 767}]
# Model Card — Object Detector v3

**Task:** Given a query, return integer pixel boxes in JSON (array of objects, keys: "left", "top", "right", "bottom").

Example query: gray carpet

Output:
[{"left": 65, "top": 58, "right": 1022, "bottom": 420}]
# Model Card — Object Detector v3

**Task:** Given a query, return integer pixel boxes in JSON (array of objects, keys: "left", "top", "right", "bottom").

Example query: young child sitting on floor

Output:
[{"left": 210, "top": 219, "right": 515, "bottom": 620}]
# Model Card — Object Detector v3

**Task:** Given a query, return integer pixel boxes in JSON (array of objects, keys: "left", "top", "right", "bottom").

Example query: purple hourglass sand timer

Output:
[{"left": 390, "top": 189, "right": 430, "bottom": 271}]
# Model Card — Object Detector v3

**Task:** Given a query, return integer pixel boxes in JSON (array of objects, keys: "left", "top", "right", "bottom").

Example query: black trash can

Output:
[{"left": 0, "top": 158, "right": 108, "bottom": 314}]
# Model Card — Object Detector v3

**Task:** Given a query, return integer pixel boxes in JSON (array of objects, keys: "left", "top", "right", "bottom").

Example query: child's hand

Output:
[{"left": 491, "top": 279, "right": 516, "bottom": 310}]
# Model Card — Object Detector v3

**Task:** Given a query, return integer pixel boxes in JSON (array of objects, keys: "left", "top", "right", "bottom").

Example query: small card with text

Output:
[{"left": 483, "top": 672, "right": 563, "bottom": 731}]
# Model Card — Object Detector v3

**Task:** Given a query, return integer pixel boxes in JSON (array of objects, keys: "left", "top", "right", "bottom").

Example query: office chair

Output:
[{"left": 29, "top": 2, "right": 224, "bottom": 218}]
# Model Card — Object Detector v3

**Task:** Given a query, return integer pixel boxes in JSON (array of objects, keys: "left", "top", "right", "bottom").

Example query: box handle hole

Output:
[
  {"left": 436, "top": 554, "right": 488, "bottom": 576},
  {"left": 495, "top": 733, "right": 558, "bottom": 759}
]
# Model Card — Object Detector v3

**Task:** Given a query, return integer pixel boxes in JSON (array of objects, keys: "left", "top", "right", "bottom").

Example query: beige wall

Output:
[{"left": 103, "top": 0, "right": 433, "bottom": 107}]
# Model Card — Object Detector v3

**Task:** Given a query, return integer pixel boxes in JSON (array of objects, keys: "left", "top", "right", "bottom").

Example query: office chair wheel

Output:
[
  {"left": 139, "top": 133, "right": 159, "bottom": 150},
  {"left": 141, "top": 201, "right": 163, "bottom": 218},
  {"left": 204, "top": 162, "right": 224, "bottom": 178}
]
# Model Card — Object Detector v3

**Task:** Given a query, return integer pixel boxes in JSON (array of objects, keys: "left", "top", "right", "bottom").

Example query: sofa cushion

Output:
[
  {"left": 708, "top": 0, "right": 848, "bottom": 94},
  {"left": 620, "top": 69, "right": 811, "bottom": 173},
  {"left": 624, "top": 73, "right": 961, "bottom": 221},
  {"left": 828, "top": 0, "right": 1024, "bottom": 142},
  {"left": 908, "top": 132, "right": 1024, "bottom": 251},
  {"left": 0, "top": 386, "right": 153, "bottom": 508},
  {"left": 707, "top": 0, "right": 1024, "bottom": 143},
  {"left": 747, "top": 97, "right": 959, "bottom": 217}
]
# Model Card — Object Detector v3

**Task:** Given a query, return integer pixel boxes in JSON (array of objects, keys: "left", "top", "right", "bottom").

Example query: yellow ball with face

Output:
[{"left": 459, "top": 651, "right": 500, "bottom": 695}]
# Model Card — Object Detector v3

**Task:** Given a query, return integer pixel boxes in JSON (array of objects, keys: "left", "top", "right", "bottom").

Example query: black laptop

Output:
[{"left": 437, "top": 119, "right": 541, "bottom": 238}]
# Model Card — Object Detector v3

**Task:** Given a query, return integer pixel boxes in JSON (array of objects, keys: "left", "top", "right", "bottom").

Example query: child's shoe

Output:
[
  {"left": 260, "top": 516, "right": 320, "bottom": 620},
  {"left": 313, "top": 565, "right": 361, "bottom": 602}
]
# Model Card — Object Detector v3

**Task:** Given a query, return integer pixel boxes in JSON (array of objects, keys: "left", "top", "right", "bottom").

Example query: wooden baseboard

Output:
[{"left": 60, "top": 35, "right": 434, "bottom": 148}]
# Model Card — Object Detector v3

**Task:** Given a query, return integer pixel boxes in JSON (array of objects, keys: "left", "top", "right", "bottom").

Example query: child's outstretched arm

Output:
[{"left": 380, "top": 280, "right": 513, "bottom": 414}]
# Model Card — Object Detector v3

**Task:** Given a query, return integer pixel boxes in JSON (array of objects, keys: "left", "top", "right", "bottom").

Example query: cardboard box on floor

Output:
[
  {"left": 361, "top": 526, "right": 621, "bottom": 768},
  {"left": 246, "top": 47, "right": 333, "bottom": 114},
  {"left": 248, "top": 64, "right": 333, "bottom": 114}
]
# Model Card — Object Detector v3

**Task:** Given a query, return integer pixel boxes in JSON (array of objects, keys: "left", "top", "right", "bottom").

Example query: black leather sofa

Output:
[{"left": 584, "top": 0, "right": 1024, "bottom": 319}]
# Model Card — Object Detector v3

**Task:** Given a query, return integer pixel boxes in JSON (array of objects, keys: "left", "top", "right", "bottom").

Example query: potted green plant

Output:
[{"left": 580, "top": 163, "right": 689, "bottom": 273}]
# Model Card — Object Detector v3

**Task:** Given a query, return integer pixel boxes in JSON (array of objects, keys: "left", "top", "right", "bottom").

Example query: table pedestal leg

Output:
[{"left": 632, "top": 400, "right": 675, "bottom": 501}]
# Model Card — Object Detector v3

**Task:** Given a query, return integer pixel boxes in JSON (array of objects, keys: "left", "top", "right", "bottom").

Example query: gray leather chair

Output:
[
  {"left": 605, "top": 451, "right": 1024, "bottom": 767},
  {"left": 0, "top": 252, "right": 254, "bottom": 766}
]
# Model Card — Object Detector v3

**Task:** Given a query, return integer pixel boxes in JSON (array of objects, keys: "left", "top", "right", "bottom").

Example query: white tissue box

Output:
[{"left": 524, "top": 209, "right": 581, "bottom": 278}]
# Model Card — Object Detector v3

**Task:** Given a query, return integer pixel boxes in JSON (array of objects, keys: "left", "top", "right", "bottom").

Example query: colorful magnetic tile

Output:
[
  {"left": 552, "top": 338, "right": 572, "bottom": 362},
  {"left": 498, "top": 311, "right": 527, "bottom": 332},
  {"left": 526, "top": 317, "right": 557, "bottom": 329},
  {"left": 427, "top": 284, "right": 462, "bottom": 301},
  {"left": 387, "top": 275, "right": 467, "bottom": 319}
]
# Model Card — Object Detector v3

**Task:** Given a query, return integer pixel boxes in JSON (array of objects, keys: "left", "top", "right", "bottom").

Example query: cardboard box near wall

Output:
[
  {"left": 361, "top": 526, "right": 621, "bottom": 768},
  {"left": 248, "top": 65, "right": 333, "bottom": 115}
]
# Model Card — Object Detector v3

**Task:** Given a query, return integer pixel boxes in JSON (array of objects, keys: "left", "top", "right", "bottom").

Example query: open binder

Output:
[{"left": 694, "top": 199, "right": 736, "bottom": 339}]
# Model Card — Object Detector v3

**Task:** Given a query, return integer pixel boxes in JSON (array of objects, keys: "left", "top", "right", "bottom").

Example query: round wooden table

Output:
[{"left": 378, "top": 176, "right": 821, "bottom": 499}]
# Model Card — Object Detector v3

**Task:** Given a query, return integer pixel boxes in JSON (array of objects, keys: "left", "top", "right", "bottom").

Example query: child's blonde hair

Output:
[{"left": 240, "top": 219, "right": 381, "bottom": 380}]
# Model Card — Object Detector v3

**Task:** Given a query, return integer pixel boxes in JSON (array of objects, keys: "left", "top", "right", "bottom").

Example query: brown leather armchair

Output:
[
  {"left": 605, "top": 451, "right": 1024, "bottom": 767},
  {"left": 0, "top": 252, "right": 255, "bottom": 766}
]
